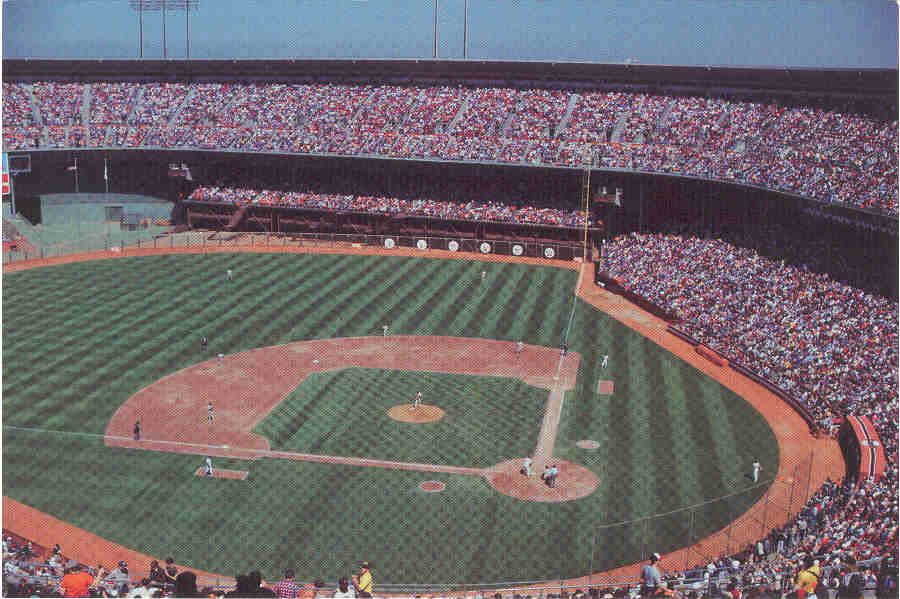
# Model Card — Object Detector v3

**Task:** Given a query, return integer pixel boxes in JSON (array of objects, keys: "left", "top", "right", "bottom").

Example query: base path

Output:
[{"left": 105, "top": 336, "right": 579, "bottom": 472}]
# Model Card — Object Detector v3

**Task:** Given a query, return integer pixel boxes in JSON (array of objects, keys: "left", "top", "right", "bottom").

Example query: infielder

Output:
[
  {"left": 133, "top": 421, "right": 141, "bottom": 441},
  {"left": 522, "top": 456, "right": 533, "bottom": 477},
  {"left": 207, "top": 401, "right": 214, "bottom": 423},
  {"left": 205, "top": 456, "right": 213, "bottom": 477},
  {"left": 217, "top": 353, "right": 224, "bottom": 368},
  {"left": 752, "top": 460, "right": 762, "bottom": 482},
  {"left": 516, "top": 341, "right": 524, "bottom": 354}
]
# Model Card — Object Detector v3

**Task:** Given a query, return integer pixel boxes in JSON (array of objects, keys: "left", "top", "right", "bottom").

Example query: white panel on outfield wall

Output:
[
  {"left": 416, "top": 239, "right": 427, "bottom": 250},
  {"left": 448, "top": 240, "right": 460, "bottom": 252},
  {"left": 479, "top": 242, "right": 491, "bottom": 254},
  {"left": 512, "top": 244, "right": 524, "bottom": 256},
  {"left": 544, "top": 247, "right": 556, "bottom": 259},
  {"left": 384, "top": 238, "right": 395, "bottom": 249}
]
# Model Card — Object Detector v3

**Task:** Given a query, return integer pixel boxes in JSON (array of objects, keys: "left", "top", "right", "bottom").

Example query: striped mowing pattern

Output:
[{"left": 2, "top": 253, "right": 778, "bottom": 583}]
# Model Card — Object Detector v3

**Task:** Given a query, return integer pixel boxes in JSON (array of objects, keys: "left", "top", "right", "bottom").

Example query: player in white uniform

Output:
[
  {"left": 205, "top": 456, "right": 213, "bottom": 477},
  {"left": 522, "top": 457, "right": 533, "bottom": 477},
  {"left": 516, "top": 341, "right": 524, "bottom": 354},
  {"left": 752, "top": 460, "right": 762, "bottom": 482},
  {"left": 217, "top": 353, "right": 224, "bottom": 368},
  {"left": 481, "top": 270, "right": 486, "bottom": 280},
  {"left": 411, "top": 392, "right": 422, "bottom": 411},
  {"left": 227, "top": 269, "right": 233, "bottom": 281},
  {"left": 601, "top": 355, "right": 609, "bottom": 368}
]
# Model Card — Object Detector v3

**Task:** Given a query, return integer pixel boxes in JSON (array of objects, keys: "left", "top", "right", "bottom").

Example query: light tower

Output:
[{"left": 129, "top": 0, "right": 200, "bottom": 59}]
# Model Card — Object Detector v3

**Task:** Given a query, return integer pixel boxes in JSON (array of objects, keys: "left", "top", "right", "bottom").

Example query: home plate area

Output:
[{"left": 194, "top": 467, "right": 249, "bottom": 480}]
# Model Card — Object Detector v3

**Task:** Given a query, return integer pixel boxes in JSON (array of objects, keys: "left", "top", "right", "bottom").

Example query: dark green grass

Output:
[
  {"left": 253, "top": 368, "right": 547, "bottom": 467},
  {"left": 2, "top": 253, "right": 779, "bottom": 583}
]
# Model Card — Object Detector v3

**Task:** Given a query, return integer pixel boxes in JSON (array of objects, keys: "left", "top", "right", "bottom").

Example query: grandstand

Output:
[{"left": 2, "top": 57, "right": 898, "bottom": 599}]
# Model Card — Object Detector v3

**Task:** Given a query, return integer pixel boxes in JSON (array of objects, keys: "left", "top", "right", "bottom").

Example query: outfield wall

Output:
[{"left": 39, "top": 193, "right": 172, "bottom": 225}]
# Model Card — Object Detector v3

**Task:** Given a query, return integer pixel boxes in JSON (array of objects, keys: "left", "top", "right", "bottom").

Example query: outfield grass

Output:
[{"left": 2, "top": 253, "right": 779, "bottom": 583}]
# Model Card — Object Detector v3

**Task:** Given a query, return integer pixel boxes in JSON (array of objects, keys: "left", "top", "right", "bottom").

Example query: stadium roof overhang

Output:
[{"left": 3, "top": 58, "right": 897, "bottom": 98}]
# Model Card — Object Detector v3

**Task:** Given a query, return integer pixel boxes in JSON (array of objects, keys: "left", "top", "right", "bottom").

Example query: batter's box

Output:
[
  {"left": 194, "top": 467, "right": 249, "bottom": 480},
  {"left": 595, "top": 380, "right": 614, "bottom": 395}
]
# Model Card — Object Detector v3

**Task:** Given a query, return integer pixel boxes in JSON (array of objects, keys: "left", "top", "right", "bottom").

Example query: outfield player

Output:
[
  {"left": 205, "top": 456, "right": 213, "bottom": 477},
  {"left": 200, "top": 336, "right": 208, "bottom": 351},
  {"left": 481, "top": 270, "right": 486, "bottom": 280},
  {"left": 226, "top": 268, "right": 233, "bottom": 281},
  {"left": 601, "top": 355, "right": 608, "bottom": 368},
  {"left": 752, "top": 459, "right": 762, "bottom": 482}
]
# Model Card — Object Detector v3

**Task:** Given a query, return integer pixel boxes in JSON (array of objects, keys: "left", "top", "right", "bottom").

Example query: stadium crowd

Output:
[
  {"left": 187, "top": 186, "right": 590, "bottom": 227},
  {"left": 3, "top": 82, "right": 896, "bottom": 214}
]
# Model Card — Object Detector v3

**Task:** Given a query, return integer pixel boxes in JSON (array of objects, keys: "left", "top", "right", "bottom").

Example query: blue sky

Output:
[{"left": 2, "top": 0, "right": 898, "bottom": 67}]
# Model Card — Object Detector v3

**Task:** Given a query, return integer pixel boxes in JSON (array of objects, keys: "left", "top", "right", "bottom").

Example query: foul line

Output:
[{"left": 3, "top": 424, "right": 485, "bottom": 477}]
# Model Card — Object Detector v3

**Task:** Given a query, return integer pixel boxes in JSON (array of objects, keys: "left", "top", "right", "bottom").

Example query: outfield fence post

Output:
[
  {"left": 725, "top": 504, "right": 733, "bottom": 556},
  {"left": 760, "top": 484, "right": 771, "bottom": 536},
  {"left": 805, "top": 449, "right": 814, "bottom": 502},
  {"left": 588, "top": 527, "right": 596, "bottom": 588},
  {"left": 170, "top": 234, "right": 173, "bottom": 248},
  {"left": 686, "top": 509, "right": 695, "bottom": 571},
  {"left": 788, "top": 474, "right": 796, "bottom": 518}
]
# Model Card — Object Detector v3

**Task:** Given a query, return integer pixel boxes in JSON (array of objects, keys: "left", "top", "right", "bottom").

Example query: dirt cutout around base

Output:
[
  {"left": 575, "top": 440, "right": 600, "bottom": 450},
  {"left": 194, "top": 467, "right": 248, "bottom": 480},
  {"left": 388, "top": 404, "right": 445, "bottom": 423},
  {"left": 419, "top": 481, "right": 446, "bottom": 493},
  {"left": 596, "top": 381, "right": 614, "bottom": 395},
  {"left": 486, "top": 459, "right": 599, "bottom": 503}
]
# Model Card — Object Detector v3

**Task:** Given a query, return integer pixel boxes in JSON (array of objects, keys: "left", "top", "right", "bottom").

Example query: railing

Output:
[{"left": 4, "top": 230, "right": 589, "bottom": 264}]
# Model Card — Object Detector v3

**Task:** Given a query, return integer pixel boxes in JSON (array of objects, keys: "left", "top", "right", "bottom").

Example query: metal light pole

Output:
[
  {"left": 139, "top": 0, "right": 144, "bottom": 57},
  {"left": 433, "top": 0, "right": 438, "bottom": 58},
  {"left": 462, "top": 0, "right": 467, "bottom": 58},
  {"left": 186, "top": 0, "right": 190, "bottom": 59},
  {"left": 162, "top": 0, "right": 167, "bottom": 58}
]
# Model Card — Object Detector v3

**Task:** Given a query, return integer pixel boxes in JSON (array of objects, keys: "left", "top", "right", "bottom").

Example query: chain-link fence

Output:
[{"left": 4, "top": 230, "right": 588, "bottom": 264}]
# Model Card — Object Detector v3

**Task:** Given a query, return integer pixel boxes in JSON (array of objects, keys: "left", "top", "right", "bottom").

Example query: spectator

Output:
[
  {"left": 332, "top": 577, "right": 354, "bottom": 599},
  {"left": 58, "top": 564, "right": 93, "bottom": 598},
  {"left": 272, "top": 569, "right": 301, "bottom": 599},
  {"left": 351, "top": 562, "right": 373, "bottom": 598}
]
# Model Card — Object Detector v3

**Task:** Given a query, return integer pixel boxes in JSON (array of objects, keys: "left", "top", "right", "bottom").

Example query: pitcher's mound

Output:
[
  {"left": 485, "top": 459, "right": 599, "bottom": 502},
  {"left": 388, "top": 404, "right": 445, "bottom": 423}
]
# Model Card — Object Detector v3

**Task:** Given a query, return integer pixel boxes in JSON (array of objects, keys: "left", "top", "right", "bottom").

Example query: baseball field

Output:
[{"left": 2, "top": 250, "right": 781, "bottom": 585}]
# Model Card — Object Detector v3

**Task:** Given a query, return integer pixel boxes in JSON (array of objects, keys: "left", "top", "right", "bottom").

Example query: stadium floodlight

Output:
[{"left": 129, "top": 0, "right": 200, "bottom": 59}]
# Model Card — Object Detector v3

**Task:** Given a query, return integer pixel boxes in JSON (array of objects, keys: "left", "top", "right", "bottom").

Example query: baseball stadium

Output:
[{"left": 1, "top": 2, "right": 898, "bottom": 598}]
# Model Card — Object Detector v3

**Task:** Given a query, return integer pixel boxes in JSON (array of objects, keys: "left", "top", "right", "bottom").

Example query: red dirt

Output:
[
  {"left": 596, "top": 381, "right": 614, "bottom": 395},
  {"left": 419, "top": 481, "right": 446, "bottom": 493},
  {"left": 486, "top": 459, "right": 600, "bottom": 503},
  {"left": 388, "top": 404, "right": 446, "bottom": 423},
  {"left": 1, "top": 248, "right": 845, "bottom": 590},
  {"left": 104, "top": 336, "right": 579, "bottom": 463},
  {"left": 194, "top": 467, "right": 249, "bottom": 480}
]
